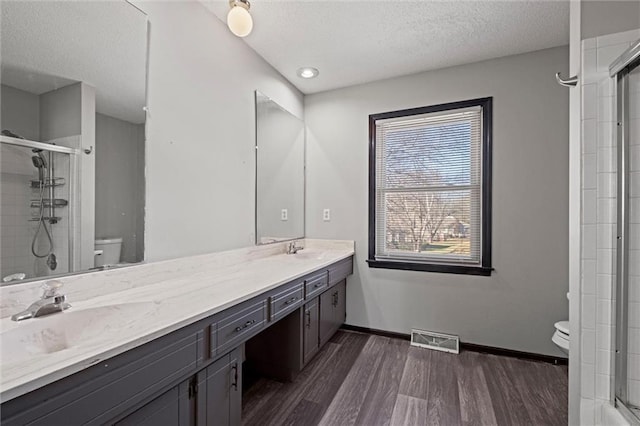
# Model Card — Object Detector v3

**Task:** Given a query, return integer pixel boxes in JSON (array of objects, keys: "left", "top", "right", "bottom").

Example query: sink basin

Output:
[
  {"left": 291, "top": 250, "right": 328, "bottom": 260},
  {"left": 1, "top": 302, "right": 155, "bottom": 362}
]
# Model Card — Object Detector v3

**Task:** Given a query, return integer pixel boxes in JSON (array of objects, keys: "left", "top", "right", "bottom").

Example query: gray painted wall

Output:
[
  {"left": 95, "top": 113, "right": 145, "bottom": 264},
  {"left": 1, "top": 84, "right": 40, "bottom": 141},
  {"left": 39, "top": 83, "right": 82, "bottom": 142},
  {"left": 130, "top": 1, "right": 304, "bottom": 261},
  {"left": 581, "top": 0, "right": 640, "bottom": 39},
  {"left": 305, "top": 46, "right": 570, "bottom": 356}
]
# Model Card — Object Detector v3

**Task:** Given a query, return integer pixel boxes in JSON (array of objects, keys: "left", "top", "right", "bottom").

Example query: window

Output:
[{"left": 368, "top": 97, "right": 492, "bottom": 275}]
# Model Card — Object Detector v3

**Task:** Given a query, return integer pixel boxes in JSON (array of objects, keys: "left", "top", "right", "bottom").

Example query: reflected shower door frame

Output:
[{"left": 0, "top": 135, "right": 80, "bottom": 282}]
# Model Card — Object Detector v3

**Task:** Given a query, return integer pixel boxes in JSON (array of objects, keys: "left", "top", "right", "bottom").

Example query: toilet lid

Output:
[
  {"left": 554, "top": 321, "right": 570, "bottom": 336},
  {"left": 96, "top": 238, "right": 123, "bottom": 244}
]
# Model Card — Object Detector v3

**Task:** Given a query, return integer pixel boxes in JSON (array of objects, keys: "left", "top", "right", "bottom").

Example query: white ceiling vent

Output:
[{"left": 410, "top": 329, "right": 459, "bottom": 354}]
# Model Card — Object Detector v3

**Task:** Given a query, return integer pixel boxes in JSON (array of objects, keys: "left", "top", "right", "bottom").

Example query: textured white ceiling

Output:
[
  {"left": 1, "top": 1, "right": 147, "bottom": 124},
  {"left": 203, "top": 0, "right": 570, "bottom": 94}
]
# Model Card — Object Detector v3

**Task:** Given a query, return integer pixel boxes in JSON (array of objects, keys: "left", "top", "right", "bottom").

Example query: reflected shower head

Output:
[
  {"left": 31, "top": 149, "right": 47, "bottom": 182},
  {"left": 32, "top": 155, "right": 45, "bottom": 168},
  {"left": 31, "top": 148, "right": 48, "bottom": 167}
]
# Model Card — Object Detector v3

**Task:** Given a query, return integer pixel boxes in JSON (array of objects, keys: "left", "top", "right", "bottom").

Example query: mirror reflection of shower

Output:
[
  {"left": 30, "top": 147, "right": 57, "bottom": 271},
  {"left": 0, "top": 132, "right": 74, "bottom": 282}
]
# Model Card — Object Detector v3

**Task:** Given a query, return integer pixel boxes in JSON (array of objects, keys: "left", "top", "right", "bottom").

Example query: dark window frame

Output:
[{"left": 367, "top": 97, "right": 493, "bottom": 276}]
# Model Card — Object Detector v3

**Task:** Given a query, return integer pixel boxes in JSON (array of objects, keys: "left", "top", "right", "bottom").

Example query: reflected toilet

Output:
[{"left": 94, "top": 238, "right": 123, "bottom": 268}]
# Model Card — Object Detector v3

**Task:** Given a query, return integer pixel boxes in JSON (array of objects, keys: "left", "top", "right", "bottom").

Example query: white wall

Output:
[
  {"left": 95, "top": 113, "right": 145, "bottom": 263},
  {"left": 39, "top": 83, "right": 82, "bottom": 142},
  {"left": 305, "top": 46, "right": 570, "bottom": 356},
  {"left": 131, "top": 0, "right": 304, "bottom": 261},
  {"left": 581, "top": 1, "right": 640, "bottom": 40},
  {"left": 0, "top": 84, "right": 40, "bottom": 141}
]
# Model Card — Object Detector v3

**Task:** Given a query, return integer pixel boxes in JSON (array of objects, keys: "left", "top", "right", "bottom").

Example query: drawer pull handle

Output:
[
  {"left": 234, "top": 319, "right": 256, "bottom": 332},
  {"left": 284, "top": 296, "right": 298, "bottom": 306},
  {"left": 306, "top": 310, "right": 311, "bottom": 328},
  {"left": 314, "top": 282, "right": 323, "bottom": 288}
]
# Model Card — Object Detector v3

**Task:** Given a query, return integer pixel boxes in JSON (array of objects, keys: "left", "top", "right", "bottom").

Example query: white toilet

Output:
[
  {"left": 552, "top": 320, "right": 570, "bottom": 355},
  {"left": 95, "top": 238, "right": 123, "bottom": 267}
]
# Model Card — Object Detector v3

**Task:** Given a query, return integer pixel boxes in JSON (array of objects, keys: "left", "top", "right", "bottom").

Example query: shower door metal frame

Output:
[
  {"left": 0, "top": 135, "right": 80, "bottom": 281},
  {"left": 0, "top": 135, "right": 78, "bottom": 155},
  {"left": 611, "top": 39, "right": 640, "bottom": 425}
]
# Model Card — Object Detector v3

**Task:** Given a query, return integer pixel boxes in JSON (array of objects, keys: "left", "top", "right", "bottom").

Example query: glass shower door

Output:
[
  {"left": 0, "top": 139, "right": 74, "bottom": 282},
  {"left": 614, "top": 41, "right": 640, "bottom": 423}
]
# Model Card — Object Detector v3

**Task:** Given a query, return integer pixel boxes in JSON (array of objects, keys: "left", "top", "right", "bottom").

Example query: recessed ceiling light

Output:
[{"left": 297, "top": 67, "right": 319, "bottom": 79}]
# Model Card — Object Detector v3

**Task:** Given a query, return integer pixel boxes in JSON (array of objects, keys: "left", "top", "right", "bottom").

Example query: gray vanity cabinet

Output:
[
  {"left": 215, "top": 299, "right": 266, "bottom": 356},
  {"left": 304, "top": 271, "right": 329, "bottom": 300},
  {"left": 303, "top": 298, "right": 320, "bottom": 365},
  {"left": 335, "top": 280, "right": 346, "bottom": 325},
  {"left": 115, "top": 381, "right": 191, "bottom": 426},
  {"left": 0, "top": 324, "right": 203, "bottom": 426},
  {"left": 198, "top": 346, "right": 242, "bottom": 426},
  {"left": 118, "top": 347, "right": 242, "bottom": 426},
  {"left": 328, "top": 257, "right": 353, "bottom": 287},
  {"left": 319, "top": 280, "right": 347, "bottom": 346},
  {"left": 1, "top": 256, "right": 353, "bottom": 426},
  {"left": 319, "top": 286, "right": 335, "bottom": 346}
]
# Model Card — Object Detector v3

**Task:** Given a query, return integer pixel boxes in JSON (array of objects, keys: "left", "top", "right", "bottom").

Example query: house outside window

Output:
[{"left": 368, "top": 97, "right": 493, "bottom": 275}]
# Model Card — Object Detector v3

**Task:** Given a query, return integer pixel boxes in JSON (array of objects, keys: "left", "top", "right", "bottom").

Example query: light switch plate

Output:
[
  {"left": 281, "top": 209, "right": 288, "bottom": 221},
  {"left": 323, "top": 209, "right": 331, "bottom": 221}
]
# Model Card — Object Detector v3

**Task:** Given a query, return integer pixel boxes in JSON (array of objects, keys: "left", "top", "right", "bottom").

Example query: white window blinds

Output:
[{"left": 374, "top": 106, "right": 483, "bottom": 266}]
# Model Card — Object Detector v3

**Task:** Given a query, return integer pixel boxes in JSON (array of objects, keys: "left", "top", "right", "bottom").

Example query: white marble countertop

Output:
[{"left": 0, "top": 239, "right": 354, "bottom": 403}]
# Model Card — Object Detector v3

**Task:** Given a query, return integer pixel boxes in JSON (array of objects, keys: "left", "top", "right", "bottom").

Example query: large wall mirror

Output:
[
  {"left": 0, "top": 1, "right": 147, "bottom": 284},
  {"left": 255, "top": 91, "right": 305, "bottom": 244}
]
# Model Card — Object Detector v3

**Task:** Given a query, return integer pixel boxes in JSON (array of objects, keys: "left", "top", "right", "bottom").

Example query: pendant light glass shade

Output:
[{"left": 227, "top": 0, "right": 253, "bottom": 38}]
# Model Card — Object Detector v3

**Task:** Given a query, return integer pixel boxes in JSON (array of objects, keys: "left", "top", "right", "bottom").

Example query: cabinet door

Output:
[
  {"left": 319, "top": 280, "right": 347, "bottom": 347},
  {"left": 303, "top": 299, "right": 320, "bottom": 365},
  {"left": 204, "top": 356, "right": 229, "bottom": 426},
  {"left": 334, "top": 280, "right": 346, "bottom": 327},
  {"left": 114, "top": 381, "right": 191, "bottom": 426},
  {"left": 319, "top": 289, "right": 335, "bottom": 347},
  {"left": 203, "top": 348, "right": 242, "bottom": 426},
  {"left": 228, "top": 348, "right": 242, "bottom": 426}
]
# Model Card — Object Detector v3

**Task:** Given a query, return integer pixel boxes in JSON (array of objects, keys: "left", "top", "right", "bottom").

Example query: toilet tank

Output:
[{"left": 95, "top": 238, "right": 123, "bottom": 267}]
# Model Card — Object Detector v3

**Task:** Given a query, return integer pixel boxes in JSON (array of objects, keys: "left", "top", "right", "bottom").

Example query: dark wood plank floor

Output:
[{"left": 242, "top": 330, "right": 568, "bottom": 426}]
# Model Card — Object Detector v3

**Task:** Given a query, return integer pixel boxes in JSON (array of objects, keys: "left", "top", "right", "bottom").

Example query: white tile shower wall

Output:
[
  {"left": 1, "top": 145, "right": 37, "bottom": 280},
  {"left": 580, "top": 28, "right": 640, "bottom": 426},
  {"left": 0, "top": 141, "right": 74, "bottom": 281}
]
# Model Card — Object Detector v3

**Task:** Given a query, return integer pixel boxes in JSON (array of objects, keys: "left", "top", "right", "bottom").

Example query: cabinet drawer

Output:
[
  {"left": 328, "top": 257, "right": 353, "bottom": 287},
  {"left": 216, "top": 299, "right": 266, "bottom": 355},
  {"left": 1, "top": 329, "right": 200, "bottom": 426},
  {"left": 270, "top": 284, "right": 304, "bottom": 321},
  {"left": 304, "top": 271, "right": 328, "bottom": 300}
]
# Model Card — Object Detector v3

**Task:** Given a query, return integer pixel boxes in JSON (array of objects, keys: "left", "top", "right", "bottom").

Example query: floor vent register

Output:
[{"left": 410, "top": 329, "right": 459, "bottom": 354}]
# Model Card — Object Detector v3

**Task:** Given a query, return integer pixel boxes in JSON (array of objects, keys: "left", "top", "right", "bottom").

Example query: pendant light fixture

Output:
[{"left": 227, "top": 0, "right": 253, "bottom": 38}]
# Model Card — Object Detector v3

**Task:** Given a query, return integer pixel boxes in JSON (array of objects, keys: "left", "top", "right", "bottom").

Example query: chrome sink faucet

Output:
[
  {"left": 286, "top": 241, "right": 304, "bottom": 255},
  {"left": 11, "top": 280, "right": 71, "bottom": 321}
]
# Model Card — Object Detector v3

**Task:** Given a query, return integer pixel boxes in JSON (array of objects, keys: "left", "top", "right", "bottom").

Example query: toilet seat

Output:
[
  {"left": 552, "top": 330, "right": 570, "bottom": 351},
  {"left": 552, "top": 321, "right": 570, "bottom": 355},
  {"left": 554, "top": 320, "right": 570, "bottom": 336}
]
